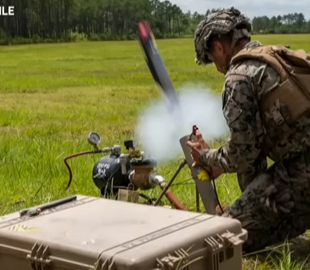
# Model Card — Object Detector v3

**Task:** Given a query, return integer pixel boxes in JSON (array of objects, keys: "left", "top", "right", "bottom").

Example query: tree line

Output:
[
  {"left": 252, "top": 13, "right": 310, "bottom": 34},
  {"left": 0, "top": 0, "right": 309, "bottom": 45}
]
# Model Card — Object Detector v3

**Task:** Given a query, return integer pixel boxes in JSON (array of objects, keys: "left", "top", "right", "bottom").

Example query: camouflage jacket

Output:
[{"left": 200, "top": 41, "right": 310, "bottom": 179}]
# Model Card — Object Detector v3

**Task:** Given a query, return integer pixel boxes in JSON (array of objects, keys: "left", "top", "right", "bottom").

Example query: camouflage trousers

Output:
[{"left": 222, "top": 153, "right": 310, "bottom": 253}]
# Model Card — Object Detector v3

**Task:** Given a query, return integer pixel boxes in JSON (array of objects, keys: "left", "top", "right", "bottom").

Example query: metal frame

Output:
[{"left": 154, "top": 135, "right": 218, "bottom": 214}]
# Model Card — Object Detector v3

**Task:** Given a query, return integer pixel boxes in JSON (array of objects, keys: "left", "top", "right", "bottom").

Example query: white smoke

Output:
[{"left": 135, "top": 86, "right": 228, "bottom": 162}]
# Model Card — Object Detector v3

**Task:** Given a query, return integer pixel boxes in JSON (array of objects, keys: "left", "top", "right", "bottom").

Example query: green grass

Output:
[{"left": 0, "top": 34, "right": 310, "bottom": 269}]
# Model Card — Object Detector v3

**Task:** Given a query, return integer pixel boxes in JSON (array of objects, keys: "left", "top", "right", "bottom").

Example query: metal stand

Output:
[
  {"left": 179, "top": 135, "right": 217, "bottom": 215},
  {"left": 153, "top": 159, "right": 187, "bottom": 206},
  {"left": 153, "top": 135, "right": 218, "bottom": 214},
  {"left": 154, "top": 158, "right": 202, "bottom": 212}
]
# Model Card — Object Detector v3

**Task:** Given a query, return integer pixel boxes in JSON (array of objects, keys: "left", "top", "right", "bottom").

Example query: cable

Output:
[
  {"left": 64, "top": 150, "right": 104, "bottom": 190},
  {"left": 63, "top": 148, "right": 113, "bottom": 190},
  {"left": 138, "top": 193, "right": 156, "bottom": 204},
  {"left": 207, "top": 165, "right": 224, "bottom": 214}
]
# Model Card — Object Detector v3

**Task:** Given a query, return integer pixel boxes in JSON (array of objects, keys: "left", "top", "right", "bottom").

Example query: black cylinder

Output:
[{"left": 92, "top": 154, "right": 132, "bottom": 196}]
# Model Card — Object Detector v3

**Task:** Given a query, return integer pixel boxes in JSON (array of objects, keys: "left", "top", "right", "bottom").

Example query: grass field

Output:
[{"left": 0, "top": 34, "right": 310, "bottom": 269}]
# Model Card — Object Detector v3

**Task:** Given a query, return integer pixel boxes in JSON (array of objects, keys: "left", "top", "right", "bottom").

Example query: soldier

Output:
[{"left": 187, "top": 7, "right": 310, "bottom": 253}]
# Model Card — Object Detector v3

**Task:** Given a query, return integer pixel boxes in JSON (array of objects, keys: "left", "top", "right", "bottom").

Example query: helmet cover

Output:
[{"left": 194, "top": 7, "right": 252, "bottom": 65}]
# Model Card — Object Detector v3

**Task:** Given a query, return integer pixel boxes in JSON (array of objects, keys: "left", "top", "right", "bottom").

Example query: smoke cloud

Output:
[{"left": 135, "top": 86, "right": 228, "bottom": 162}]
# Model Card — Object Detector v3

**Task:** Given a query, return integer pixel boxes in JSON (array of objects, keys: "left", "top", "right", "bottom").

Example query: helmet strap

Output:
[{"left": 223, "top": 28, "right": 251, "bottom": 73}]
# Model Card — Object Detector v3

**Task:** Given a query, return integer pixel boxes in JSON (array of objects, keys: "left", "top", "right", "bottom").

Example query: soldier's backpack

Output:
[
  {"left": 230, "top": 45, "right": 310, "bottom": 158},
  {"left": 231, "top": 45, "right": 310, "bottom": 125}
]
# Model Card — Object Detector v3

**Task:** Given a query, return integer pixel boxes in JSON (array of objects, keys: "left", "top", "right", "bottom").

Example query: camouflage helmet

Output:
[{"left": 194, "top": 7, "right": 252, "bottom": 65}]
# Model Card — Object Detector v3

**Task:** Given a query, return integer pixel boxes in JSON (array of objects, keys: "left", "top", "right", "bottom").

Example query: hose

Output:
[
  {"left": 153, "top": 160, "right": 187, "bottom": 206},
  {"left": 164, "top": 189, "right": 187, "bottom": 210},
  {"left": 64, "top": 149, "right": 109, "bottom": 190}
]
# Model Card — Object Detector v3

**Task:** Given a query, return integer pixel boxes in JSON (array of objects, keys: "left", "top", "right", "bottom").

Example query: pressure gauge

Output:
[{"left": 88, "top": 132, "right": 101, "bottom": 146}]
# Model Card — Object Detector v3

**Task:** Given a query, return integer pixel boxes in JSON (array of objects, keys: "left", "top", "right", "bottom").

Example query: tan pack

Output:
[
  {"left": 231, "top": 45, "right": 310, "bottom": 156},
  {"left": 0, "top": 195, "right": 247, "bottom": 270}
]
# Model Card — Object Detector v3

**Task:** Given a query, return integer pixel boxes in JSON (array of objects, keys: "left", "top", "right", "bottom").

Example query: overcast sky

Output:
[{"left": 168, "top": 0, "right": 310, "bottom": 20}]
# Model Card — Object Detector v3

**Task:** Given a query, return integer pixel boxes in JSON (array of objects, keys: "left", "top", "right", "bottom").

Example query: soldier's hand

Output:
[
  {"left": 186, "top": 129, "right": 209, "bottom": 167},
  {"left": 186, "top": 130, "right": 224, "bottom": 179}
]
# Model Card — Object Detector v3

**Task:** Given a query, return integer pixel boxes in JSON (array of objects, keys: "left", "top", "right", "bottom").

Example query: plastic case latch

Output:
[
  {"left": 156, "top": 248, "right": 191, "bottom": 270},
  {"left": 26, "top": 243, "right": 51, "bottom": 270},
  {"left": 221, "top": 231, "right": 245, "bottom": 246}
]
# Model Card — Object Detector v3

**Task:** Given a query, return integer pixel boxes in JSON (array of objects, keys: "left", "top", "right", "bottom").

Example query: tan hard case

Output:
[{"left": 0, "top": 195, "right": 247, "bottom": 270}]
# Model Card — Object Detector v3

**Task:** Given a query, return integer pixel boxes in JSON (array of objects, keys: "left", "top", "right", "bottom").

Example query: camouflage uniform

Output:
[{"left": 194, "top": 8, "right": 310, "bottom": 253}]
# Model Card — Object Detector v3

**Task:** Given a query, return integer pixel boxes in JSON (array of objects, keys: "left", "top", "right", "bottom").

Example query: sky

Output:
[{"left": 168, "top": 0, "right": 310, "bottom": 21}]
